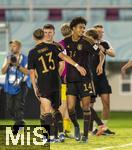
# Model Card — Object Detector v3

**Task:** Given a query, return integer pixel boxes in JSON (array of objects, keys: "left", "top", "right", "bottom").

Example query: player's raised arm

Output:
[
  {"left": 100, "top": 41, "right": 115, "bottom": 57},
  {"left": 105, "top": 47, "right": 115, "bottom": 57},
  {"left": 121, "top": 60, "right": 132, "bottom": 78},
  {"left": 58, "top": 52, "right": 86, "bottom": 76}
]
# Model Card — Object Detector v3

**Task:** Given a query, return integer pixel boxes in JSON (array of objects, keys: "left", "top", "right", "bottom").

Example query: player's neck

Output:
[
  {"left": 36, "top": 40, "right": 43, "bottom": 45},
  {"left": 43, "top": 39, "right": 53, "bottom": 44},
  {"left": 72, "top": 33, "right": 80, "bottom": 42}
]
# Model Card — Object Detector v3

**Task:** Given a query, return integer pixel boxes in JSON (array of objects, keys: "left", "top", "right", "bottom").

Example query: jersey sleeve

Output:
[
  {"left": 28, "top": 50, "right": 35, "bottom": 70},
  {"left": 83, "top": 36, "right": 99, "bottom": 55},
  {"left": 100, "top": 41, "right": 111, "bottom": 51},
  {"left": 54, "top": 43, "right": 64, "bottom": 56}
]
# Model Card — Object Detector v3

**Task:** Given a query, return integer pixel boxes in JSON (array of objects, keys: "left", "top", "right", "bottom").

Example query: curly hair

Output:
[{"left": 70, "top": 17, "right": 87, "bottom": 30}]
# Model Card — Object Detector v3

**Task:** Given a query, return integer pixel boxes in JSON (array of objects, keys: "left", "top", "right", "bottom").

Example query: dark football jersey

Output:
[
  {"left": 91, "top": 40, "right": 111, "bottom": 77},
  {"left": 28, "top": 42, "right": 63, "bottom": 95},
  {"left": 64, "top": 35, "right": 99, "bottom": 82}
]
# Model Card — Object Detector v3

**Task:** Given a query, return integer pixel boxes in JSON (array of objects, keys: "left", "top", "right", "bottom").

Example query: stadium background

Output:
[
  {"left": 0, "top": 1, "right": 132, "bottom": 150},
  {"left": 0, "top": 0, "right": 132, "bottom": 114}
]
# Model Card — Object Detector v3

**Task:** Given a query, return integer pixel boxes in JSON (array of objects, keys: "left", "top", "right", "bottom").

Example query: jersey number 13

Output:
[{"left": 38, "top": 52, "right": 55, "bottom": 73}]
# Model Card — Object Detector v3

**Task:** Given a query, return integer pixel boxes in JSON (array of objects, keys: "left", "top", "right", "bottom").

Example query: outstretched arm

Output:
[
  {"left": 58, "top": 53, "right": 86, "bottom": 76},
  {"left": 121, "top": 60, "right": 132, "bottom": 78},
  {"left": 59, "top": 61, "right": 65, "bottom": 76},
  {"left": 106, "top": 48, "right": 115, "bottom": 57}
]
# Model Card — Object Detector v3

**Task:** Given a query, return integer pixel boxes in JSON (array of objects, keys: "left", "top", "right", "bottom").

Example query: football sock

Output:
[
  {"left": 40, "top": 113, "right": 54, "bottom": 137},
  {"left": 83, "top": 109, "right": 91, "bottom": 138},
  {"left": 90, "top": 107, "right": 103, "bottom": 126},
  {"left": 64, "top": 118, "right": 71, "bottom": 132},
  {"left": 53, "top": 110, "right": 63, "bottom": 137},
  {"left": 69, "top": 111, "right": 79, "bottom": 128}
]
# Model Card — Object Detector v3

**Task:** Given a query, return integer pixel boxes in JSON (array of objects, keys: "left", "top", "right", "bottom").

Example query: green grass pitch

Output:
[{"left": 0, "top": 112, "right": 132, "bottom": 150}]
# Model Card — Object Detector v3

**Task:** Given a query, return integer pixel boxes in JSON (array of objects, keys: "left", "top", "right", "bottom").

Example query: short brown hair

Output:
[
  {"left": 61, "top": 23, "right": 71, "bottom": 37},
  {"left": 85, "top": 29, "right": 99, "bottom": 40},
  {"left": 43, "top": 24, "right": 55, "bottom": 30},
  {"left": 33, "top": 28, "right": 44, "bottom": 40}
]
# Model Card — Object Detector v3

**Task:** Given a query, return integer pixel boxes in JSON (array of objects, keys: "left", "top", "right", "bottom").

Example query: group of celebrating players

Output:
[{"left": 28, "top": 16, "right": 118, "bottom": 143}]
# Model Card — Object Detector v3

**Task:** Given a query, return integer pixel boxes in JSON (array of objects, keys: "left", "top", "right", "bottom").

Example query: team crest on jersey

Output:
[
  {"left": 67, "top": 45, "right": 70, "bottom": 48},
  {"left": 77, "top": 44, "right": 82, "bottom": 51}
]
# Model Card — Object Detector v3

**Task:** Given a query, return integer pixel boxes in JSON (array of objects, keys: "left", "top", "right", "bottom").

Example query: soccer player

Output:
[
  {"left": 42, "top": 23, "right": 70, "bottom": 139},
  {"left": 121, "top": 60, "right": 132, "bottom": 78},
  {"left": 85, "top": 29, "right": 107, "bottom": 136},
  {"left": 59, "top": 23, "right": 72, "bottom": 137},
  {"left": 63, "top": 17, "right": 104, "bottom": 142},
  {"left": 28, "top": 28, "right": 86, "bottom": 142},
  {"left": 92, "top": 24, "right": 116, "bottom": 135}
]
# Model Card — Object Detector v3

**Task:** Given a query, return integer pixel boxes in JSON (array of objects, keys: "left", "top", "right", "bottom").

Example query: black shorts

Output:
[
  {"left": 66, "top": 80, "right": 95, "bottom": 99},
  {"left": 94, "top": 75, "right": 112, "bottom": 95},
  {"left": 41, "top": 91, "right": 61, "bottom": 110}
]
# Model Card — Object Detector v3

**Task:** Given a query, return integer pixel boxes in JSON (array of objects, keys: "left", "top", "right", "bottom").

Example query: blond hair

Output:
[
  {"left": 12, "top": 40, "right": 22, "bottom": 48},
  {"left": 61, "top": 23, "right": 72, "bottom": 37},
  {"left": 85, "top": 29, "right": 99, "bottom": 40},
  {"left": 94, "top": 24, "right": 103, "bottom": 29}
]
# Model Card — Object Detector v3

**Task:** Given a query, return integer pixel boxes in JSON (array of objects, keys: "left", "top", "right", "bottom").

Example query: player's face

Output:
[
  {"left": 96, "top": 27, "right": 104, "bottom": 40},
  {"left": 11, "top": 43, "right": 20, "bottom": 54},
  {"left": 43, "top": 28, "right": 55, "bottom": 42},
  {"left": 73, "top": 24, "right": 86, "bottom": 37}
]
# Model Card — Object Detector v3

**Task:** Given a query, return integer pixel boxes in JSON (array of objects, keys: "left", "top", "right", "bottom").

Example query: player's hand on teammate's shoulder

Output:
[{"left": 76, "top": 64, "right": 87, "bottom": 76}]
